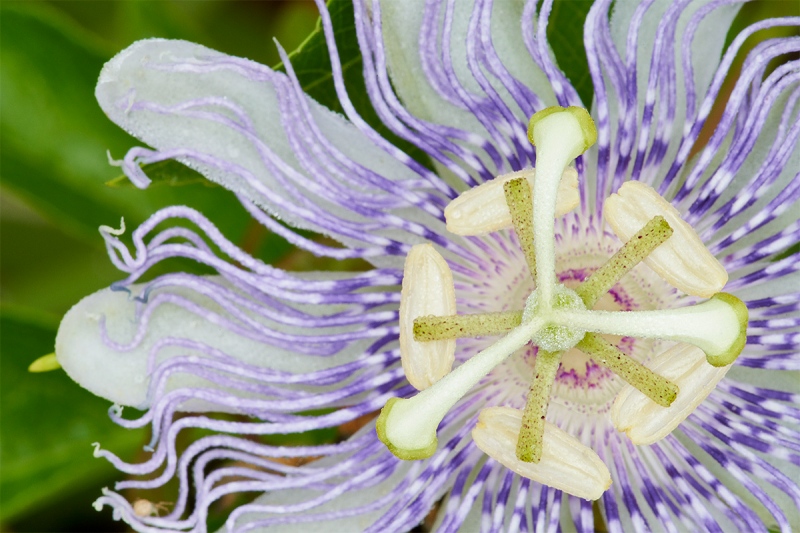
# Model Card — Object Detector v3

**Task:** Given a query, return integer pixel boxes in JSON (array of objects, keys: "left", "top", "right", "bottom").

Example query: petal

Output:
[
  {"left": 598, "top": 0, "right": 742, "bottom": 193},
  {"left": 56, "top": 275, "right": 393, "bottom": 408},
  {"left": 399, "top": 244, "right": 457, "bottom": 390},
  {"left": 221, "top": 402, "right": 482, "bottom": 533},
  {"left": 611, "top": 343, "right": 731, "bottom": 445},
  {"left": 608, "top": 0, "right": 741, "bottom": 121},
  {"left": 225, "top": 434, "right": 416, "bottom": 533},
  {"left": 95, "top": 39, "right": 446, "bottom": 266},
  {"left": 472, "top": 407, "right": 612, "bottom": 501},
  {"left": 379, "top": 0, "right": 557, "bottom": 160},
  {"left": 603, "top": 180, "right": 727, "bottom": 297},
  {"left": 444, "top": 167, "right": 579, "bottom": 235},
  {"left": 700, "top": 87, "right": 800, "bottom": 252}
]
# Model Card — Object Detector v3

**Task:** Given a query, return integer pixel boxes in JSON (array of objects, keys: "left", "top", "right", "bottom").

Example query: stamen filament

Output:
[
  {"left": 413, "top": 311, "right": 523, "bottom": 341},
  {"left": 576, "top": 216, "right": 673, "bottom": 308},
  {"left": 516, "top": 350, "right": 561, "bottom": 463},
  {"left": 552, "top": 293, "right": 747, "bottom": 363},
  {"left": 504, "top": 178, "right": 537, "bottom": 279},
  {"left": 378, "top": 317, "right": 545, "bottom": 459},
  {"left": 576, "top": 333, "right": 678, "bottom": 407}
]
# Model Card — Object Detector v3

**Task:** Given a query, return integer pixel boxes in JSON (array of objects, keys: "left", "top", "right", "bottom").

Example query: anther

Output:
[
  {"left": 612, "top": 343, "right": 734, "bottom": 444},
  {"left": 444, "top": 168, "right": 579, "bottom": 236},
  {"left": 399, "top": 243, "right": 457, "bottom": 390},
  {"left": 604, "top": 181, "right": 727, "bottom": 297},
  {"left": 473, "top": 407, "right": 611, "bottom": 500}
]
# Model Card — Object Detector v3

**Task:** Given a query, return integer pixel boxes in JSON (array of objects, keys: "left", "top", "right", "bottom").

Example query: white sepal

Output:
[
  {"left": 472, "top": 407, "right": 611, "bottom": 500},
  {"left": 603, "top": 181, "right": 727, "bottom": 297},
  {"left": 612, "top": 343, "right": 732, "bottom": 445},
  {"left": 399, "top": 244, "right": 457, "bottom": 390},
  {"left": 444, "top": 167, "right": 579, "bottom": 236}
]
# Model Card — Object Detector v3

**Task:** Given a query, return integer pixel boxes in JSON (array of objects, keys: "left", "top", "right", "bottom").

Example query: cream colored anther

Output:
[
  {"left": 603, "top": 181, "right": 727, "bottom": 298},
  {"left": 472, "top": 407, "right": 612, "bottom": 500},
  {"left": 444, "top": 168, "right": 579, "bottom": 236},
  {"left": 399, "top": 243, "right": 457, "bottom": 390},
  {"left": 612, "top": 343, "right": 732, "bottom": 445}
]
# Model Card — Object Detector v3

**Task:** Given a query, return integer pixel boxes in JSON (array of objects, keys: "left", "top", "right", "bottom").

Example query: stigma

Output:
[{"left": 377, "top": 106, "right": 748, "bottom": 500}]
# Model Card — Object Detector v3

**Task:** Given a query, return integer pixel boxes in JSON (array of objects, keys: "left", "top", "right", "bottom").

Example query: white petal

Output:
[
  {"left": 399, "top": 244, "right": 456, "bottom": 390},
  {"left": 604, "top": 180, "right": 727, "bottom": 297},
  {"left": 703, "top": 88, "right": 800, "bottom": 250},
  {"left": 610, "top": 0, "right": 740, "bottom": 107},
  {"left": 96, "top": 39, "right": 435, "bottom": 266},
  {"left": 225, "top": 422, "right": 417, "bottom": 533},
  {"left": 381, "top": 0, "right": 556, "bottom": 138},
  {"left": 611, "top": 343, "right": 731, "bottom": 445},
  {"left": 444, "top": 167, "right": 579, "bottom": 235},
  {"left": 225, "top": 414, "right": 480, "bottom": 533},
  {"left": 55, "top": 277, "right": 379, "bottom": 409},
  {"left": 608, "top": 0, "right": 741, "bottom": 187},
  {"left": 472, "top": 407, "right": 612, "bottom": 501}
]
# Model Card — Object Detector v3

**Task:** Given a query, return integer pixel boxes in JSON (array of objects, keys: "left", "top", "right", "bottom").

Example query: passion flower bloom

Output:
[{"left": 55, "top": 0, "right": 800, "bottom": 531}]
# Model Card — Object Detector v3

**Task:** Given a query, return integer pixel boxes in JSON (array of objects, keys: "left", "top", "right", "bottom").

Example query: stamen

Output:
[
  {"left": 399, "top": 243, "right": 457, "bottom": 390},
  {"left": 612, "top": 343, "right": 734, "bottom": 445},
  {"left": 377, "top": 317, "right": 545, "bottom": 460},
  {"left": 516, "top": 350, "right": 561, "bottom": 463},
  {"left": 576, "top": 216, "right": 673, "bottom": 308},
  {"left": 504, "top": 177, "right": 537, "bottom": 278},
  {"left": 553, "top": 293, "right": 748, "bottom": 366},
  {"left": 576, "top": 334, "right": 678, "bottom": 407},
  {"left": 413, "top": 311, "right": 522, "bottom": 341},
  {"left": 604, "top": 181, "right": 728, "bottom": 297},
  {"left": 473, "top": 407, "right": 611, "bottom": 500},
  {"left": 444, "top": 168, "right": 579, "bottom": 236},
  {"left": 383, "top": 103, "right": 743, "bottom": 499},
  {"left": 527, "top": 107, "right": 597, "bottom": 310}
]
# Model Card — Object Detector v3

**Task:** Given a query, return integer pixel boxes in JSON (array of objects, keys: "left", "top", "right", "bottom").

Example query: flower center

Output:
[
  {"left": 523, "top": 284, "right": 586, "bottom": 352},
  {"left": 378, "top": 106, "right": 748, "bottom": 499},
  {"left": 501, "top": 260, "right": 667, "bottom": 409}
]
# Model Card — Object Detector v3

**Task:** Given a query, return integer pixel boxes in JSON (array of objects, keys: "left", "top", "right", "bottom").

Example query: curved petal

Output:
[
  {"left": 96, "top": 39, "right": 454, "bottom": 267},
  {"left": 600, "top": 0, "right": 743, "bottom": 193},
  {"left": 215, "top": 396, "right": 484, "bottom": 533},
  {"left": 56, "top": 273, "right": 398, "bottom": 409},
  {"left": 376, "top": 0, "right": 569, "bottom": 185},
  {"left": 380, "top": 0, "right": 556, "bottom": 135}
]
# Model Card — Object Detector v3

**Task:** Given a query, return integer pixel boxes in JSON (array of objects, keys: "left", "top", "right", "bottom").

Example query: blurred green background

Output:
[
  {"left": 1, "top": 1, "right": 797, "bottom": 532},
  {"left": 1, "top": 3, "right": 322, "bottom": 531}
]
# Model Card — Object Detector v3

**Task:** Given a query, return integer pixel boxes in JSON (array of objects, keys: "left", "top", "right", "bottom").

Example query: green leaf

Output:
[
  {"left": 106, "top": 160, "right": 215, "bottom": 188},
  {"left": 0, "top": 307, "right": 147, "bottom": 522},
  {"left": 547, "top": 0, "right": 594, "bottom": 107},
  {"left": 0, "top": 5, "right": 252, "bottom": 244}
]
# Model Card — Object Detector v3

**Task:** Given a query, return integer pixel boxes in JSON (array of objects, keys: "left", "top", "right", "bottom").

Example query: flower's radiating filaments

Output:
[
  {"left": 380, "top": 107, "right": 748, "bottom": 499},
  {"left": 53, "top": 0, "right": 800, "bottom": 531}
]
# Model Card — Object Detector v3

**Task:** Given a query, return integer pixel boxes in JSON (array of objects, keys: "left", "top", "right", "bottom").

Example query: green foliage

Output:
[
  {"left": 0, "top": 308, "right": 146, "bottom": 523},
  {"left": 547, "top": 0, "right": 594, "bottom": 107},
  {"left": 0, "top": 6, "right": 252, "bottom": 246},
  {"left": 106, "top": 160, "right": 214, "bottom": 188}
]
